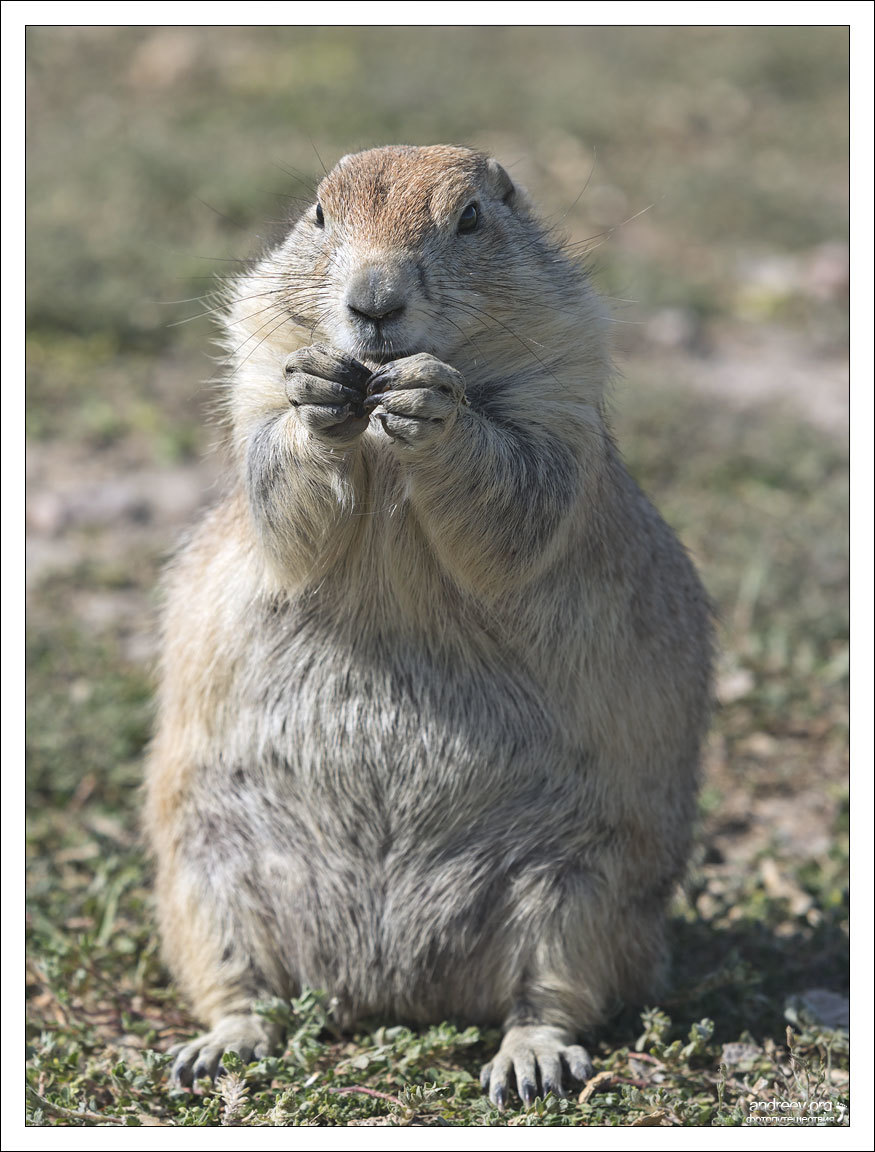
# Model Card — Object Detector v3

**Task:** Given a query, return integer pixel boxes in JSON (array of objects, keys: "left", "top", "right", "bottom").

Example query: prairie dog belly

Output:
[{"left": 181, "top": 608, "right": 591, "bottom": 1024}]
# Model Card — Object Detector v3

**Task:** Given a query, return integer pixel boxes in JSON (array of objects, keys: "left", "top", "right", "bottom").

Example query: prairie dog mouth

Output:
[{"left": 358, "top": 348, "right": 415, "bottom": 370}]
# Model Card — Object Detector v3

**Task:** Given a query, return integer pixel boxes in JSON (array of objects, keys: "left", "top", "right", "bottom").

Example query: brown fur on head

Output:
[{"left": 318, "top": 145, "right": 517, "bottom": 244}]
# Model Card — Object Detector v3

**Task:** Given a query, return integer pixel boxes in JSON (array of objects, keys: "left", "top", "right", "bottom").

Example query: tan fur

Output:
[{"left": 144, "top": 145, "right": 713, "bottom": 1104}]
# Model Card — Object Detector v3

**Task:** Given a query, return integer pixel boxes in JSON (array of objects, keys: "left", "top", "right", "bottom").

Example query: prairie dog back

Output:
[{"left": 145, "top": 144, "right": 712, "bottom": 1107}]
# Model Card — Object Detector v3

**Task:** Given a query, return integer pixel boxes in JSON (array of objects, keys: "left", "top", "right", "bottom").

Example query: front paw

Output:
[
  {"left": 169, "top": 1013, "right": 280, "bottom": 1089},
  {"left": 480, "top": 1025, "right": 594, "bottom": 1110},
  {"left": 365, "top": 353, "right": 466, "bottom": 448},
  {"left": 284, "top": 343, "right": 371, "bottom": 443}
]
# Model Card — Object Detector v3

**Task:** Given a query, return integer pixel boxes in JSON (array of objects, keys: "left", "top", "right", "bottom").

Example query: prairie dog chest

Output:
[{"left": 228, "top": 599, "right": 565, "bottom": 799}]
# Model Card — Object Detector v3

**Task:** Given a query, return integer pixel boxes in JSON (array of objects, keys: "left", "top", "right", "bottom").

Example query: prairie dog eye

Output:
[
  {"left": 315, "top": 202, "right": 325, "bottom": 227},
  {"left": 457, "top": 202, "right": 479, "bottom": 234}
]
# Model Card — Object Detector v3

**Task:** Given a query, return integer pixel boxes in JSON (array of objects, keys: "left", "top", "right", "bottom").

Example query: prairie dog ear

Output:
[{"left": 485, "top": 158, "right": 516, "bottom": 205}]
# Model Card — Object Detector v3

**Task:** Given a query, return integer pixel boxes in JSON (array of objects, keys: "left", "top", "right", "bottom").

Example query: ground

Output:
[{"left": 24, "top": 26, "right": 849, "bottom": 1127}]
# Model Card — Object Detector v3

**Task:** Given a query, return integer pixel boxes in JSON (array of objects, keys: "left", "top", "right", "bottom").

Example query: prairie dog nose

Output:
[{"left": 345, "top": 264, "right": 409, "bottom": 324}]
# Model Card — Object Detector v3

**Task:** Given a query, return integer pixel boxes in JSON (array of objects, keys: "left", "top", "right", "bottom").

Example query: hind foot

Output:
[
  {"left": 480, "top": 1024, "right": 594, "bottom": 1110},
  {"left": 169, "top": 1013, "right": 280, "bottom": 1088}
]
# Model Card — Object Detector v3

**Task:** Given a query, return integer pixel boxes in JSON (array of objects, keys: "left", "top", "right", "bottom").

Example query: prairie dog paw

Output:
[
  {"left": 283, "top": 343, "right": 371, "bottom": 442},
  {"left": 479, "top": 1025, "right": 594, "bottom": 1110},
  {"left": 169, "top": 1014, "right": 281, "bottom": 1089},
  {"left": 365, "top": 353, "right": 466, "bottom": 448}
]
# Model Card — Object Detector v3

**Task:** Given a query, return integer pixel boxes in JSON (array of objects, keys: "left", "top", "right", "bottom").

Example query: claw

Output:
[
  {"left": 362, "top": 391, "right": 391, "bottom": 409},
  {"left": 366, "top": 365, "right": 400, "bottom": 393},
  {"left": 170, "top": 1055, "right": 195, "bottom": 1089},
  {"left": 564, "top": 1045, "right": 595, "bottom": 1084},
  {"left": 166, "top": 1015, "right": 279, "bottom": 1091},
  {"left": 482, "top": 1025, "right": 595, "bottom": 1108}
]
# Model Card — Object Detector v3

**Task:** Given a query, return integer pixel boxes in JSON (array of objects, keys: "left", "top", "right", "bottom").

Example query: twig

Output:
[
  {"left": 330, "top": 1085, "right": 407, "bottom": 1109},
  {"left": 26, "top": 1084, "right": 164, "bottom": 1127},
  {"left": 26, "top": 1085, "right": 126, "bottom": 1126},
  {"left": 631, "top": 1108, "right": 669, "bottom": 1126},
  {"left": 578, "top": 1070, "right": 616, "bottom": 1104}
]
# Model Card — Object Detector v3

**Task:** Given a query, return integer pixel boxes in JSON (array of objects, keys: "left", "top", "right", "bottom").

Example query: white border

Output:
[{"left": 7, "top": 6, "right": 869, "bottom": 1149}]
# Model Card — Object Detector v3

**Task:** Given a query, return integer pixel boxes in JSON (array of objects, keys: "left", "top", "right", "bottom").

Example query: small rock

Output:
[{"left": 785, "top": 989, "right": 849, "bottom": 1034}]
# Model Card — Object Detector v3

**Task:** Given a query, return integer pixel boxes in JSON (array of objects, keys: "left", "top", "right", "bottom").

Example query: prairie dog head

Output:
[
  {"left": 226, "top": 145, "right": 604, "bottom": 393},
  {"left": 277, "top": 145, "right": 531, "bottom": 367}
]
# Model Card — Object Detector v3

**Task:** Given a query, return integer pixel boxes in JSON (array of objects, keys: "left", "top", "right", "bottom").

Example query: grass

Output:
[{"left": 24, "top": 25, "right": 848, "bottom": 1127}]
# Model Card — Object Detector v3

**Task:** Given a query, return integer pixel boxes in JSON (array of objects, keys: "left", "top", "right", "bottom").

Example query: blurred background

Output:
[{"left": 26, "top": 23, "right": 849, "bottom": 1112}]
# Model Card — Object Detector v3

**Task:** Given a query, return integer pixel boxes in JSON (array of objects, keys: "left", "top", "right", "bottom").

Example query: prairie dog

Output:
[{"left": 145, "top": 144, "right": 712, "bottom": 1108}]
